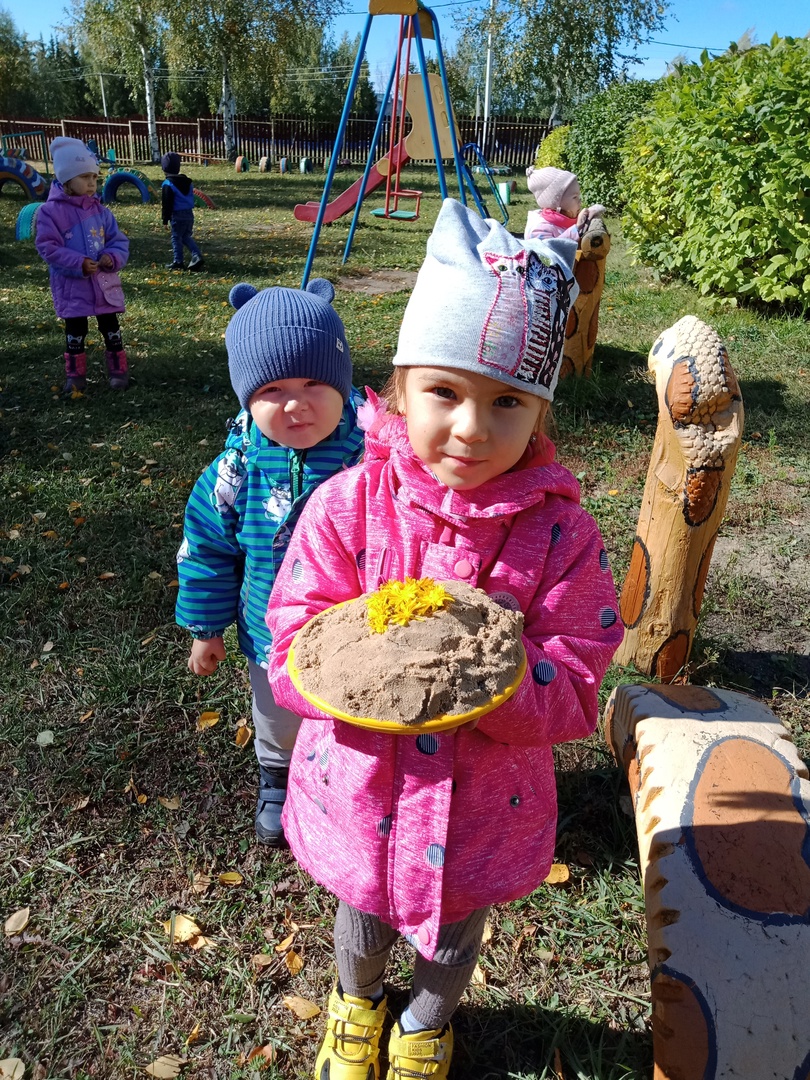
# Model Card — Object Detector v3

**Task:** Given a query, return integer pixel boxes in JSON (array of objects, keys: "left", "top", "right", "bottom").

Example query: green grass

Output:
[{"left": 1, "top": 164, "right": 808, "bottom": 1078}]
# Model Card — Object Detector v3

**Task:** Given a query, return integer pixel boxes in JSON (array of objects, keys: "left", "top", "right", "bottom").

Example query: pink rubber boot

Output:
[
  {"left": 105, "top": 350, "right": 130, "bottom": 390},
  {"left": 63, "top": 352, "right": 87, "bottom": 394}
]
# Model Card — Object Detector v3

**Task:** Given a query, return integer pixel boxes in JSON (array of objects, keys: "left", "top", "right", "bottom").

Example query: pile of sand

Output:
[{"left": 291, "top": 580, "right": 524, "bottom": 726}]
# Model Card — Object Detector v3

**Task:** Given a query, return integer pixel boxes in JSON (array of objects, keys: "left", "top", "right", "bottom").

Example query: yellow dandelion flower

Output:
[{"left": 366, "top": 577, "right": 454, "bottom": 634}]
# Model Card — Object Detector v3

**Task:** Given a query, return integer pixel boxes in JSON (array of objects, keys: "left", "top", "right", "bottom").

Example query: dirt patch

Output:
[
  {"left": 699, "top": 523, "right": 810, "bottom": 695},
  {"left": 337, "top": 269, "right": 418, "bottom": 295}
]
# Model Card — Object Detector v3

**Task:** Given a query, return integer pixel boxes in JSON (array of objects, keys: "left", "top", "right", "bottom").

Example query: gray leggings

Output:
[
  {"left": 335, "top": 902, "right": 489, "bottom": 1031},
  {"left": 248, "top": 660, "right": 301, "bottom": 770}
]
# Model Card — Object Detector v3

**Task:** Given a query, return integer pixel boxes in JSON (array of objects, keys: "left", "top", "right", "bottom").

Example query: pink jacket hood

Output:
[{"left": 267, "top": 396, "right": 622, "bottom": 958}]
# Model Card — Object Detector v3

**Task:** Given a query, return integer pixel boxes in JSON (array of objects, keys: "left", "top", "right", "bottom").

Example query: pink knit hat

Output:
[
  {"left": 50, "top": 137, "right": 99, "bottom": 185},
  {"left": 526, "top": 166, "right": 580, "bottom": 214}
]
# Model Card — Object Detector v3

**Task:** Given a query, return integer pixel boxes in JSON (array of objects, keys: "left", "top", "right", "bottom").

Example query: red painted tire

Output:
[
  {"left": 193, "top": 187, "right": 216, "bottom": 209},
  {"left": 235, "top": 156, "right": 248, "bottom": 173}
]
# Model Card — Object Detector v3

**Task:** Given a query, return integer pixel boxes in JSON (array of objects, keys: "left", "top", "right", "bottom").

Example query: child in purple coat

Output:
[
  {"left": 267, "top": 199, "right": 623, "bottom": 1080},
  {"left": 35, "top": 137, "right": 130, "bottom": 393}
]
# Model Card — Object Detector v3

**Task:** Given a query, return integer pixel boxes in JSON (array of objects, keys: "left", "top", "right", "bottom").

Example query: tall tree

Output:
[
  {"left": 271, "top": 28, "right": 376, "bottom": 121},
  {"left": 0, "top": 8, "right": 34, "bottom": 116},
  {"left": 454, "top": 0, "right": 668, "bottom": 120},
  {"left": 165, "top": 0, "right": 330, "bottom": 160},
  {"left": 72, "top": 0, "right": 166, "bottom": 160}
]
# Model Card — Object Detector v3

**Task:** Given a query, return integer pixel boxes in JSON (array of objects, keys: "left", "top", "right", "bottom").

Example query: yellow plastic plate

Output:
[{"left": 287, "top": 601, "right": 527, "bottom": 734}]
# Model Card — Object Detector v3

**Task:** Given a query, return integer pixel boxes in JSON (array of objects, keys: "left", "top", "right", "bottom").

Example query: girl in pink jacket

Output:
[
  {"left": 267, "top": 199, "right": 622, "bottom": 1080},
  {"left": 35, "top": 138, "right": 130, "bottom": 394}
]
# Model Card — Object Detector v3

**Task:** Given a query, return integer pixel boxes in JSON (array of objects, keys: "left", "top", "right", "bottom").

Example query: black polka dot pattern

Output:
[
  {"left": 551, "top": 523, "right": 562, "bottom": 545},
  {"left": 306, "top": 750, "right": 316, "bottom": 761},
  {"left": 377, "top": 815, "right": 391, "bottom": 837},
  {"left": 319, "top": 749, "right": 329, "bottom": 768},
  {"left": 532, "top": 659, "right": 557, "bottom": 685},
  {"left": 356, "top": 548, "right": 366, "bottom": 570},
  {"left": 600, "top": 607, "right": 617, "bottom": 629},
  {"left": 291, "top": 558, "right": 304, "bottom": 583},
  {"left": 426, "top": 843, "right": 445, "bottom": 868},
  {"left": 311, "top": 796, "right": 327, "bottom": 814},
  {"left": 599, "top": 549, "right": 609, "bottom": 572},
  {"left": 416, "top": 734, "right": 440, "bottom": 755}
]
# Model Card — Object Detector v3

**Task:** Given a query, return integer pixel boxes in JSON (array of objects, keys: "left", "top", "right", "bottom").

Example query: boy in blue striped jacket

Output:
[{"left": 176, "top": 279, "right": 364, "bottom": 846}]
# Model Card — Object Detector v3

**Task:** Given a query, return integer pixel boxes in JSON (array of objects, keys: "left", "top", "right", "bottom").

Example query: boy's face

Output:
[
  {"left": 397, "top": 366, "right": 545, "bottom": 491},
  {"left": 65, "top": 172, "right": 99, "bottom": 197},
  {"left": 248, "top": 378, "right": 344, "bottom": 449}
]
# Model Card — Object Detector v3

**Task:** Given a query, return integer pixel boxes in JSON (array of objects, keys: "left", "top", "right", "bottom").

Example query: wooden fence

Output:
[{"left": 0, "top": 114, "right": 550, "bottom": 171}]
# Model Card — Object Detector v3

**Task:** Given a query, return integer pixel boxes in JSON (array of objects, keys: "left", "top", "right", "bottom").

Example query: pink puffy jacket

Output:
[{"left": 267, "top": 407, "right": 622, "bottom": 959}]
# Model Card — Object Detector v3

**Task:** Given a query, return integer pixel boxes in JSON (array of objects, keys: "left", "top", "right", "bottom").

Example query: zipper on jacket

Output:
[{"left": 290, "top": 449, "right": 307, "bottom": 503}]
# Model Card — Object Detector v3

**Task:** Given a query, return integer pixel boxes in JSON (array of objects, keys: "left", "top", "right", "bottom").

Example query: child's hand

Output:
[
  {"left": 82, "top": 258, "right": 99, "bottom": 275},
  {"left": 98, "top": 253, "right": 114, "bottom": 270},
  {"left": 189, "top": 636, "right": 226, "bottom": 675}
]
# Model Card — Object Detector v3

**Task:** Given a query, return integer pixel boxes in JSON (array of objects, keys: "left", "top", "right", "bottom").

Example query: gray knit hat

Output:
[
  {"left": 50, "top": 137, "right": 99, "bottom": 184},
  {"left": 226, "top": 279, "right": 352, "bottom": 409},
  {"left": 526, "top": 166, "right": 580, "bottom": 214},
  {"left": 393, "top": 199, "right": 578, "bottom": 401}
]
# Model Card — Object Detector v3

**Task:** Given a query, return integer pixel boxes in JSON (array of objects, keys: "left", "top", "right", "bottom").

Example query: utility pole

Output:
[
  {"left": 481, "top": 0, "right": 495, "bottom": 158},
  {"left": 99, "top": 74, "right": 108, "bottom": 118}
]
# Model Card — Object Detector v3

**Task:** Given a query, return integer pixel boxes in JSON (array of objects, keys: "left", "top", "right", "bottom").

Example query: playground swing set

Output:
[{"left": 298, "top": 0, "right": 508, "bottom": 288}]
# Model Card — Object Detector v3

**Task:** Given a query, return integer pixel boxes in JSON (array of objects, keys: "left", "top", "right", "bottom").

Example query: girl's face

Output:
[
  {"left": 397, "top": 366, "right": 546, "bottom": 491},
  {"left": 561, "top": 181, "right": 582, "bottom": 219},
  {"left": 65, "top": 172, "right": 99, "bottom": 197},
  {"left": 248, "top": 378, "right": 344, "bottom": 449}
]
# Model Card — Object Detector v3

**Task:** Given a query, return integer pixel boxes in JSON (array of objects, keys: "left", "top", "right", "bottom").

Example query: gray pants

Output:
[
  {"left": 248, "top": 660, "right": 301, "bottom": 770},
  {"left": 335, "top": 902, "right": 490, "bottom": 1031}
]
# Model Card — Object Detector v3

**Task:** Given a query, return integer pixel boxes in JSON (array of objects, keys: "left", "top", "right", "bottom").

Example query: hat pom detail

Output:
[
  {"left": 306, "top": 278, "right": 336, "bottom": 305},
  {"left": 229, "top": 282, "right": 258, "bottom": 310}
]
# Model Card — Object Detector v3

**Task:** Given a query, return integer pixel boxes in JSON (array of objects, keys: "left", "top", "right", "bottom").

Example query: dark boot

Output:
[
  {"left": 105, "top": 349, "right": 129, "bottom": 390},
  {"left": 255, "top": 765, "right": 288, "bottom": 847},
  {"left": 63, "top": 352, "right": 87, "bottom": 394},
  {"left": 187, "top": 253, "right": 205, "bottom": 271}
]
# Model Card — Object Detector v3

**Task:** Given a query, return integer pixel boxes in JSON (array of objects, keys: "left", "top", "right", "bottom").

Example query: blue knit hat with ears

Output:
[{"left": 225, "top": 279, "right": 352, "bottom": 409}]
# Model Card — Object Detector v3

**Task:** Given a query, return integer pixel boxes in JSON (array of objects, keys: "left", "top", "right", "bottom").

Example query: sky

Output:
[{"left": 3, "top": 0, "right": 809, "bottom": 92}]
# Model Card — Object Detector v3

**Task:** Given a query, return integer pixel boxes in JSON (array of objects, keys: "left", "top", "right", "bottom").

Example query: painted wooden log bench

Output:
[{"left": 605, "top": 681, "right": 810, "bottom": 1080}]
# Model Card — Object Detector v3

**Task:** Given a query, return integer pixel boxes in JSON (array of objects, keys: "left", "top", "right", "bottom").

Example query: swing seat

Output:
[{"left": 370, "top": 188, "right": 422, "bottom": 220}]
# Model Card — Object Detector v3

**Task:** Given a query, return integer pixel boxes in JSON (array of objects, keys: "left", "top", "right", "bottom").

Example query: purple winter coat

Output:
[
  {"left": 267, "top": 403, "right": 623, "bottom": 960},
  {"left": 35, "top": 182, "right": 129, "bottom": 319}
]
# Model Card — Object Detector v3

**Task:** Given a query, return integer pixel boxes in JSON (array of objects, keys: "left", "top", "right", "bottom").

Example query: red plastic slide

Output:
[{"left": 293, "top": 141, "right": 410, "bottom": 224}]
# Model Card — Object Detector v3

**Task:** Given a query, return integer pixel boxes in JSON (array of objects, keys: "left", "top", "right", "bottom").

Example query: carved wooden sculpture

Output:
[
  {"left": 605, "top": 683, "right": 810, "bottom": 1080},
  {"left": 561, "top": 216, "right": 611, "bottom": 378},
  {"left": 614, "top": 316, "right": 744, "bottom": 680}
]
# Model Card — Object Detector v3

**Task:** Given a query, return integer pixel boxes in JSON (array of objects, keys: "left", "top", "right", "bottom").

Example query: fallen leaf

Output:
[
  {"left": 141, "top": 478, "right": 152, "bottom": 486},
  {"left": 553, "top": 1046, "right": 565, "bottom": 1080},
  {"left": 0, "top": 1061, "right": 25, "bottom": 1080},
  {"left": 148, "top": 571, "right": 162, "bottom": 580},
  {"left": 36, "top": 730, "right": 55, "bottom": 747},
  {"left": 68, "top": 501, "right": 82, "bottom": 511},
  {"left": 98, "top": 571, "right": 116, "bottom": 580},
  {"left": 32, "top": 511, "right": 46, "bottom": 522},
  {"left": 184, "top": 1022, "right": 201, "bottom": 1048},
  {"left": 29, "top": 659, "right": 39, "bottom": 670},
  {"left": 76, "top": 556, "right": 87, "bottom": 564},
  {"left": 197, "top": 710, "right": 220, "bottom": 731},
  {"left": 141, "top": 635, "right": 156, "bottom": 645},
  {"left": 252, "top": 953, "right": 275, "bottom": 970},
  {"left": 4, "top": 908, "right": 30, "bottom": 936},
  {"left": 69, "top": 794, "right": 91, "bottom": 812},
  {"left": 471, "top": 963, "right": 487, "bottom": 986},
  {"left": 41, "top": 530, "right": 59, "bottom": 539},
  {"left": 481, "top": 921, "right": 492, "bottom": 944},
  {"left": 218, "top": 871, "right": 243, "bottom": 887},
  {"left": 545, "top": 863, "right": 570, "bottom": 885},
  {"left": 137, "top": 793, "right": 148, "bottom": 805},
  {"left": 191, "top": 872, "right": 211, "bottom": 895},
  {"left": 79, "top": 709, "right": 93, "bottom": 722},
  {"left": 167, "top": 579, "right": 180, "bottom": 588},
  {"left": 158, "top": 795, "right": 181, "bottom": 810},
  {"left": 285, "top": 949, "right": 304, "bottom": 975},
  {"left": 16, "top": 564, "right": 31, "bottom": 575},
  {"left": 0, "top": 556, "right": 11, "bottom": 564},
  {"left": 58, "top": 581, "right": 70, "bottom": 590},
  {"left": 283, "top": 995, "right": 320, "bottom": 1019},
  {"left": 235, "top": 719, "right": 252, "bottom": 748},
  {"left": 187, "top": 933, "right": 216, "bottom": 950},
  {"left": 143, "top": 1055, "right": 186, "bottom": 1078},
  {"left": 73, "top": 517, "right": 86, "bottom": 526},
  {"left": 607, "top": 489, "right": 619, "bottom": 496},
  {"left": 42, "top": 640, "right": 54, "bottom": 653},
  {"left": 247, "top": 1044, "right": 276, "bottom": 1067},
  {"left": 275, "top": 932, "right": 296, "bottom": 953},
  {"left": 162, "top": 914, "right": 202, "bottom": 943}
]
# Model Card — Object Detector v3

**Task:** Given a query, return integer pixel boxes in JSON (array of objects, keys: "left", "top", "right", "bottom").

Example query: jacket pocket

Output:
[{"left": 97, "top": 271, "right": 125, "bottom": 309}]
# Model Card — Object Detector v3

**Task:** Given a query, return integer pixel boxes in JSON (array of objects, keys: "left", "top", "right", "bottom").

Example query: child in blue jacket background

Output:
[
  {"left": 161, "top": 152, "right": 204, "bottom": 271},
  {"left": 175, "top": 279, "right": 364, "bottom": 845}
]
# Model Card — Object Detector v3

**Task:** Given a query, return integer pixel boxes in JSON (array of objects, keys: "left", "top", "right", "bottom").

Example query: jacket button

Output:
[
  {"left": 417, "top": 925, "right": 431, "bottom": 945},
  {"left": 510, "top": 795, "right": 520, "bottom": 807},
  {"left": 453, "top": 558, "right": 474, "bottom": 578}
]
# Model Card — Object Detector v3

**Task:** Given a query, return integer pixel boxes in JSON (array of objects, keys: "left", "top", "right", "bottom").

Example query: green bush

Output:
[
  {"left": 534, "top": 125, "right": 570, "bottom": 170},
  {"left": 620, "top": 36, "right": 810, "bottom": 308},
  {"left": 566, "top": 80, "right": 658, "bottom": 209}
]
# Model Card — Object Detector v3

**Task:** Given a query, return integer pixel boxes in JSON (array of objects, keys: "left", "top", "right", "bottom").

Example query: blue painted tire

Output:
[
  {"left": 0, "top": 156, "right": 48, "bottom": 200},
  {"left": 101, "top": 170, "right": 152, "bottom": 204},
  {"left": 15, "top": 201, "right": 42, "bottom": 240},
  {"left": 279, "top": 157, "right": 289, "bottom": 174}
]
